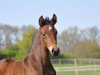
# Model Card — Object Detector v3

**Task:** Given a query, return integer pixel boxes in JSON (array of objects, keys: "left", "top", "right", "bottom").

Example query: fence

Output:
[{"left": 51, "top": 59, "right": 100, "bottom": 75}]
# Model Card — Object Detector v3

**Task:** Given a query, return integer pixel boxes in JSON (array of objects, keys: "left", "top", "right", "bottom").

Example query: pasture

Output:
[{"left": 51, "top": 59, "right": 100, "bottom": 75}]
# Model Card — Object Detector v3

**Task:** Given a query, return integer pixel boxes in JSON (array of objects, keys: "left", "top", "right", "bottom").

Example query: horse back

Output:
[
  {"left": 0, "top": 59, "right": 27, "bottom": 75},
  {"left": 0, "top": 58, "right": 41, "bottom": 75},
  {"left": 0, "top": 58, "right": 14, "bottom": 69}
]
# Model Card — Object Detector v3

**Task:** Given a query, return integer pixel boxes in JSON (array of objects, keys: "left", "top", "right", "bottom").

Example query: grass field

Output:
[
  {"left": 51, "top": 59, "right": 100, "bottom": 75},
  {"left": 56, "top": 71, "right": 99, "bottom": 75},
  {"left": 52, "top": 64, "right": 100, "bottom": 75}
]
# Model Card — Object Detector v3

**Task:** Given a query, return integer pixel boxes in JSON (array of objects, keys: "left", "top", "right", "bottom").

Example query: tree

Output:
[
  {"left": 0, "top": 24, "right": 20, "bottom": 50},
  {"left": 58, "top": 26, "right": 80, "bottom": 52},
  {"left": 16, "top": 25, "right": 37, "bottom": 59},
  {"left": 72, "top": 40, "right": 100, "bottom": 58},
  {"left": 58, "top": 26, "right": 100, "bottom": 59}
]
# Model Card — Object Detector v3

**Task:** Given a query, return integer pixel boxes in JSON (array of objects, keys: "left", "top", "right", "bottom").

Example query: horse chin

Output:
[{"left": 52, "top": 52, "right": 59, "bottom": 57}]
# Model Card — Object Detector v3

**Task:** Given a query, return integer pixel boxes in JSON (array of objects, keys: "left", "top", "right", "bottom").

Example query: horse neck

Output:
[{"left": 28, "top": 30, "right": 50, "bottom": 65}]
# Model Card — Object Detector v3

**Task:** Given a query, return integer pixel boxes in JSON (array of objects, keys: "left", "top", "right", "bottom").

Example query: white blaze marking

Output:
[
  {"left": 49, "top": 26, "right": 52, "bottom": 31},
  {"left": 48, "top": 46, "right": 53, "bottom": 53}
]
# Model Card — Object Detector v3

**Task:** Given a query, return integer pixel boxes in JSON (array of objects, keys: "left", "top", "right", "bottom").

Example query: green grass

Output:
[
  {"left": 56, "top": 71, "right": 100, "bottom": 75},
  {"left": 52, "top": 63, "right": 95, "bottom": 67},
  {"left": 52, "top": 63, "right": 75, "bottom": 67},
  {"left": 57, "top": 71, "right": 75, "bottom": 75},
  {"left": 52, "top": 63, "right": 100, "bottom": 75}
]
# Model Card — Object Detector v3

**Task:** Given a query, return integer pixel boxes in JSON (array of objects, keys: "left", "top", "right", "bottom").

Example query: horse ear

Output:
[
  {"left": 50, "top": 14, "right": 57, "bottom": 25},
  {"left": 39, "top": 16, "right": 44, "bottom": 27}
]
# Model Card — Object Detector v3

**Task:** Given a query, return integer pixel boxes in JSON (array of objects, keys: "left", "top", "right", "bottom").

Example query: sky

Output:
[{"left": 0, "top": 0, "right": 100, "bottom": 34}]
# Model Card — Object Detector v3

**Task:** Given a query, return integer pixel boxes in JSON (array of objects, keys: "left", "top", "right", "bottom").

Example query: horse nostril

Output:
[
  {"left": 51, "top": 48, "right": 60, "bottom": 56},
  {"left": 52, "top": 50, "right": 55, "bottom": 55}
]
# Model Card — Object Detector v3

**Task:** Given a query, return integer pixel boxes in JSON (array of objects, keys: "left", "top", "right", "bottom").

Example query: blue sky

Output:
[{"left": 0, "top": 0, "right": 100, "bottom": 33}]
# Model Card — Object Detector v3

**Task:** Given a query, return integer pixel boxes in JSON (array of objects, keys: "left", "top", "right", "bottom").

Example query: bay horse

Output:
[{"left": 0, "top": 14, "right": 60, "bottom": 75}]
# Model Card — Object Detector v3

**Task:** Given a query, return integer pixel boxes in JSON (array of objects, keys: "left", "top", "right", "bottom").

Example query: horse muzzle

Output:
[
  {"left": 48, "top": 45, "right": 60, "bottom": 56},
  {"left": 52, "top": 47, "right": 60, "bottom": 56}
]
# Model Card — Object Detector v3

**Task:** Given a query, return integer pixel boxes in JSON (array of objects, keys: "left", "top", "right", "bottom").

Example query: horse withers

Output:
[{"left": 0, "top": 14, "right": 60, "bottom": 75}]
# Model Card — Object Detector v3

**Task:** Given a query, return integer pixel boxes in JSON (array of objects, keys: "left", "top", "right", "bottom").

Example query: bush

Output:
[
  {"left": 0, "top": 44, "right": 19, "bottom": 59},
  {"left": 0, "top": 49, "right": 18, "bottom": 59},
  {"left": 59, "top": 53, "right": 79, "bottom": 59}
]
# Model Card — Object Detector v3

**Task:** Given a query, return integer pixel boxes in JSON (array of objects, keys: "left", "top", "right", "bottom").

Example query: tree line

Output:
[
  {"left": 0, "top": 24, "right": 100, "bottom": 59},
  {"left": 0, "top": 24, "right": 37, "bottom": 59},
  {"left": 58, "top": 26, "right": 100, "bottom": 59}
]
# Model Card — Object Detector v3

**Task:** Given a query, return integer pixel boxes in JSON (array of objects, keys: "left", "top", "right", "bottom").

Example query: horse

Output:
[{"left": 0, "top": 14, "right": 60, "bottom": 75}]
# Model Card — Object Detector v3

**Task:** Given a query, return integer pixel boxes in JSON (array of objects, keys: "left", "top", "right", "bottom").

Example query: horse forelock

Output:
[{"left": 44, "top": 17, "right": 50, "bottom": 25}]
